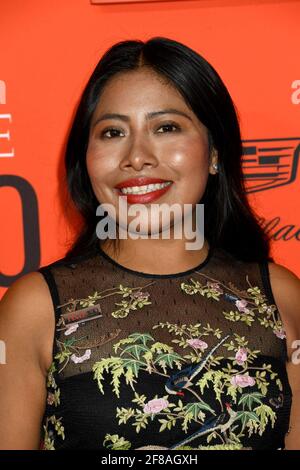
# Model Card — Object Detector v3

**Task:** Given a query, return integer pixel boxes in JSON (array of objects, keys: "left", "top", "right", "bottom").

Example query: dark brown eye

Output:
[
  {"left": 101, "top": 128, "right": 124, "bottom": 139},
  {"left": 157, "top": 123, "right": 180, "bottom": 133}
]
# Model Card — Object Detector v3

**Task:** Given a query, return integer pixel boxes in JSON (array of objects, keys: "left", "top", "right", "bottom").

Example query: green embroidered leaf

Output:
[
  {"left": 48, "top": 416, "right": 65, "bottom": 440},
  {"left": 253, "top": 404, "right": 276, "bottom": 435},
  {"left": 224, "top": 340, "right": 236, "bottom": 351},
  {"left": 197, "top": 370, "right": 215, "bottom": 393},
  {"left": 185, "top": 401, "right": 215, "bottom": 419},
  {"left": 238, "top": 392, "right": 264, "bottom": 410},
  {"left": 132, "top": 392, "right": 147, "bottom": 406},
  {"left": 142, "top": 350, "right": 153, "bottom": 363},
  {"left": 158, "top": 418, "right": 169, "bottom": 432},
  {"left": 111, "top": 365, "right": 125, "bottom": 397},
  {"left": 213, "top": 329, "right": 223, "bottom": 339},
  {"left": 124, "top": 366, "right": 138, "bottom": 390},
  {"left": 128, "top": 332, "right": 155, "bottom": 345},
  {"left": 43, "top": 415, "right": 65, "bottom": 449},
  {"left": 199, "top": 443, "right": 243, "bottom": 450},
  {"left": 113, "top": 337, "right": 135, "bottom": 354},
  {"left": 153, "top": 352, "right": 183, "bottom": 370},
  {"left": 136, "top": 300, "right": 152, "bottom": 308},
  {"left": 207, "top": 431, "right": 217, "bottom": 444},
  {"left": 103, "top": 433, "right": 132, "bottom": 450},
  {"left": 116, "top": 406, "right": 135, "bottom": 425},
  {"left": 53, "top": 389, "right": 61, "bottom": 407},
  {"left": 226, "top": 383, "right": 238, "bottom": 403},
  {"left": 54, "top": 350, "right": 72, "bottom": 364},
  {"left": 120, "top": 344, "right": 149, "bottom": 360},
  {"left": 133, "top": 413, "right": 149, "bottom": 433},
  {"left": 182, "top": 411, "right": 193, "bottom": 432},
  {"left": 46, "top": 370, "right": 57, "bottom": 389},
  {"left": 151, "top": 342, "right": 174, "bottom": 353},
  {"left": 79, "top": 299, "right": 97, "bottom": 307},
  {"left": 183, "top": 352, "right": 204, "bottom": 363},
  {"left": 157, "top": 415, "right": 177, "bottom": 433},
  {"left": 207, "top": 355, "right": 223, "bottom": 367},
  {"left": 173, "top": 399, "right": 184, "bottom": 412},
  {"left": 233, "top": 411, "right": 260, "bottom": 432},
  {"left": 92, "top": 357, "right": 124, "bottom": 396},
  {"left": 233, "top": 334, "right": 248, "bottom": 346},
  {"left": 228, "top": 431, "right": 243, "bottom": 445},
  {"left": 276, "top": 378, "right": 283, "bottom": 392},
  {"left": 223, "top": 310, "right": 241, "bottom": 322}
]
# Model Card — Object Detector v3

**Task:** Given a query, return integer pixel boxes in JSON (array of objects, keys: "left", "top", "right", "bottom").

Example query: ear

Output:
[{"left": 209, "top": 149, "right": 218, "bottom": 175}]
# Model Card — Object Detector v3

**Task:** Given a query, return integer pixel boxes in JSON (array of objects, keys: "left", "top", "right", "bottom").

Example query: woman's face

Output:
[{"left": 86, "top": 68, "right": 215, "bottom": 237}]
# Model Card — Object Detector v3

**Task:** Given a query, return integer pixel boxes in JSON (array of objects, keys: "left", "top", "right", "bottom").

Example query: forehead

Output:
[
  {"left": 94, "top": 69, "right": 190, "bottom": 112},
  {"left": 89, "top": 70, "right": 209, "bottom": 138}
]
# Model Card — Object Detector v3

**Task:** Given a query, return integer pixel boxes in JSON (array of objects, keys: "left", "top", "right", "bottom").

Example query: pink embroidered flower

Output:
[
  {"left": 131, "top": 291, "right": 150, "bottom": 300},
  {"left": 143, "top": 398, "right": 169, "bottom": 414},
  {"left": 235, "top": 299, "right": 248, "bottom": 313},
  {"left": 47, "top": 392, "right": 55, "bottom": 405},
  {"left": 235, "top": 348, "right": 248, "bottom": 365},
  {"left": 64, "top": 323, "right": 79, "bottom": 336},
  {"left": 207, "top": 282, "right": 223, "bottom": 294},
  {"left": 231, "top": 374, "right": 255, "bottom": 388},
  {"left": 70, "top": 349, "right": 91, "bottom": 364},
  {"left": 187, "top": 338, "right": 208, "bottom": 351},
  {"left": 274, "top": 328, "right": 286, "bottom": 339}
]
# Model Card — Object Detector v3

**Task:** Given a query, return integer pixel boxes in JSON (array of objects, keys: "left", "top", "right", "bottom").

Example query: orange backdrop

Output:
[{"left": 1, "top": 0, "right": 299, "bottom": 298}]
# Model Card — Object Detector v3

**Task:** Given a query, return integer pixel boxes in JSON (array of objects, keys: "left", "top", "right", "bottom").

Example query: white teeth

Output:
[{"left": 120, "top": 181, "right": 172, "bottom": 195}]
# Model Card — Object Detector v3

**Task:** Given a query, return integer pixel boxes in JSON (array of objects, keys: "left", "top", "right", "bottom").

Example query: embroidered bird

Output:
[
  {"left": 135, "top": 404, "right": 237, "bottom": 451},
  {"left": 165, "top": 334, "right": 230, "bottom": 396},
  {"left": 223, "top": 293, "right": 239, "bottom": 302},
  {"left": 169, "top": 402, "right": 237, "bottom": 450}
]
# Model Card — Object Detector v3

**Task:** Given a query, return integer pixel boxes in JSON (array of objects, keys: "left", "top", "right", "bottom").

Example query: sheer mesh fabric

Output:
[{"left": 38, "top": 245, "right": 292, "bottom": 450}]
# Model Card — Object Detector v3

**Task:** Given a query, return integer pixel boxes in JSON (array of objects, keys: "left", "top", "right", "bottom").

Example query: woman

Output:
[{"left": 0, "top": 37, "right": 299, "bottom": 450}]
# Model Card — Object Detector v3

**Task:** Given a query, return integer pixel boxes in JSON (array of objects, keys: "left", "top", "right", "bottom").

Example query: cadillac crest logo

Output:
[{"left": 243, "top": 137, "right": 300, "bottom": 193}]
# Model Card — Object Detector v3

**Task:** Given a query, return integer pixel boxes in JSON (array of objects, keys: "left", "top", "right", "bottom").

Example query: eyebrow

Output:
[{"left": 92, "top": 108, "right": 193, "bottom": 128}]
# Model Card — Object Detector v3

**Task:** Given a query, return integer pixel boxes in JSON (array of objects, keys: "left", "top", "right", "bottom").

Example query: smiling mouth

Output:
[
  {"left": 117, "top": 181, "right": 172, "bottom": 195},
  {"left": 114, "top": 181, "right": 173, "bottom": 204}
]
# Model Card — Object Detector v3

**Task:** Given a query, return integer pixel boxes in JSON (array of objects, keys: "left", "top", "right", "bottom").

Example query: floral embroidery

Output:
[
  {"left": 186, "top": 338, "right": 208, "bottom": 351},
  {"left": 143, "top": 398, "right": 170, "bottom": 414},
  {"left": 56, "top": 283, "right": 155, "bottom": 321},
  {"left": 43, "top": 416, "right": 65, "bottom": 450},
  {"left": 64, "top": 323, "right": 79, "bottom": 335},
  {"left": 41, "top": 326, "right": 122, "bottom": 448},
  {"left": 41, "top": 361, "right": 65, "bottom": 450},
  {"left": 181, "top": 273, "right": 284, "bottom": 337},
  {"left": 92, "top": 323, "right": 282, "bottom": 449},
  {"left": 274, "top": 328, "right": 286, "bottom": 339},
  {"left": 103, "top": 434, "right": 132, "bottom": 450},
  {"left": 52, "top": 330, "right": 122, "bottom": 373},
  {"left": 235, "top": 348, "right": 248, "bottom": 365},
  {"left": 70, "top": 348, "right": 92, "bottom": 364},
  {"left": 101, "top": 433, "right": 247, "bottom": 450},
  {"left": 230, "top": 374, "right": 255, "bottom": 388},
  {"left": 41, "top": 268, "right": 288, "bottom": 450}
]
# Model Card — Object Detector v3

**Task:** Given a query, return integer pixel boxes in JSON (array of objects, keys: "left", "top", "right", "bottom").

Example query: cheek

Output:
[
  {"left": 85, "top": 155, "right": 111, "bottom": 206},
  {"left": 170, "top": 141, "right": 209, "bottom": 201},
  {"left": 181, "top": 170, "right": 209, "bottom": 204},
  {"left": 86, "top": 143, "right": 99, "bottom": 182},
  {"left": 86, "top": 144, "right": 114, "bottom": 187}
]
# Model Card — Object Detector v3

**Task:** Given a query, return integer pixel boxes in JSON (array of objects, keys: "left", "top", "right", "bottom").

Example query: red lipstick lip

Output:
[
  {"left": 115, "top": 177, "right": 172, "bottom": 189},
  {"left": 117, "top": 182, "right": 173, "bottom": 204}
]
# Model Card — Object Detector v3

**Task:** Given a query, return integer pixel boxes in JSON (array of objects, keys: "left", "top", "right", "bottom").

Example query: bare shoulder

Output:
[
  {"left": 268, "top": 262, "right": 300, "bottom": 282},
  {"left": 0, "top": 272, "right": 55, "bottom": 449},
  {"left": 268, "top": 261, "right": 300, "bottom": 346},
  {"left": 0, "top": 271, "right": 55, "bottom": 375}
]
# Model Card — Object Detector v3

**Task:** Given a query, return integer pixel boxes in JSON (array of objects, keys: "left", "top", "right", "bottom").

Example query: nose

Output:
[{"left": 119, "top": 135, "right": 159, "bottom": 172}]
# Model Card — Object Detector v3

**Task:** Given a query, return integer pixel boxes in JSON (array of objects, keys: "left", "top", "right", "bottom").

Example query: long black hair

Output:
[{"left": 63, "top": 36, "right": 273, "bottom": 263}]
